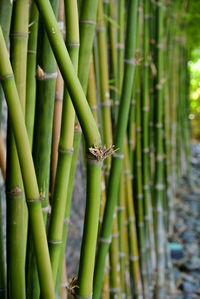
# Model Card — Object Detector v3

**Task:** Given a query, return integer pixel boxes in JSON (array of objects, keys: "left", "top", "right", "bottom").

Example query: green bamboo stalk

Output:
[
  {"left": 48, "top": 0, "right": 79, "bottom": 285},
  {"left": 6, "top": 1, "right": 29, "bottom": 297},
  {"left": 0, "top": 0, "right": 13, "bottom": 121},
  {"left": 0, "top": 26, "right": 55, "bottom": 299},
  {"left": 93, "top": 1, "right": 138, "bottom": 297},
  {"left": 26, "top": 1, "right": 59, "bottom": 297},
  {"left": 97, "top": 0, "right": 113, "bottom": 175},
  {"left": 154, "top": 1, "right": 166, "bottom": 297},
  {"left": 25, "top": 5, "right": 39, "bottom": 298},
  {"left": 56, "top": 123, "right": 82, "bottom": 295},
  {"left": 142, "top": 0, "right": 155, "bottom": 288},
  {"left": 124, "top": 138, "right": 143, "bottom": 298},
  {"left": 25, "top": 3, "right": 39, "bottom": 148},
  {"left": 117, "top": 175, "right": 126, "bottom": 298},
  {"left": 135, "top": 64, "right": 148, "bottom": 295},
  {"left": 0, "top": 188, "right": 6, "bottom": 299},
  {"left": 128, "top": 84, "right": 137, "bottom": 176},
  {"left": 0, "top": 2, "right": 13, "bottom": 296},
  {"left": 116, "top": 0, "right": 125, "bottom": 105},
  {"left": 33, "top": 1, "right": 104, "bottom": 297},
  {"left": 34, "top": 0, "right": 100, "bottom": 146},
  {"left": 50, "top": 0, "right": 65, "bottom": 197},
  {"left": 108, "top": 0, "right": 117, "bottom": 119},
  {"left": 97, "top": 3, "right": 122, "bottom": 297}
]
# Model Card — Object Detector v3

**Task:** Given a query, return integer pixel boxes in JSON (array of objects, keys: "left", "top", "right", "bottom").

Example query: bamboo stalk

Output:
[
  {"left": 25, "top": 5, "right": 40, "bottom": 298},
  {"left": 0, "top": 26, "right": 55, "bottom": 299},
  {"left": 93, "top": 1, "right": 138, "bottom": 297},
  {"left": 50, "top": 0, "right": 65, "bottom": 196},
  {"left": 48, "top": 0, "right": 79, "bottom": 284},
  {"left": 124, "top": 138, "right": 143, "bottom": 298},
  {"left": 6, "top": 1, "right": 29, "bottom": 297},
  {"left": 0, "top": 2, "right": 13, "bottom": 296},
  {"left": 26, "top": 1, "right": 59, "bottom": 297},
  {"left": 25, "top": 2, "right": 38, "bottom": 148},
  {"left": 34, "top": 1, "right": 105, "bottom": 297},
  {"left": 154, "top": 1, "right": 166, "bottom": 297},
  {"left": 142, "top": 0, "right": 155, "bottom": 288}
]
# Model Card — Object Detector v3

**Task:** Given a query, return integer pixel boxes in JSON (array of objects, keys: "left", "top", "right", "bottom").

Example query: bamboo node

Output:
[
  {"left": 155, "top": 123, "right": 163, "bottom": 128},
  {"left": 27, "top": 197, "right": 41, "bottom": 203},
  {"left": 156, "top": 155, "right": 163, "bottom": 161},
  {"left": 28, "top": 50, "right": 36, "bottom": 54},
  {"left": 0, "top": 74, "right": 13, "bottom": 81},
  {"left": 116, "top": 206, "right": 125, "bottom": 211},
  {"left": 48, "top": 240, "right": 62, "bottom": 245},
  {"left": 112, "top": 233, "right": 119, "bottom": 238},
  {"left": 58, "top": 147, "right": 74, "bottom": 154},
  {"left": 143, "top": 184, "right": 149, "bottom": 190},
  {"left": 131, "top": 99, "right": 136, "bottom": 105},
  {"left": 96, "top": 26, "right": 105, "bottom": 32},
  {"left": 10, "top": 32, "right": 29, "bottom": 38},
  {"left": 100, "top": 100, "right": 112, "bottom": 107},
  {"left": 36, "top": 65, "right": 57, "bottom": 80},
  {"left": 128, "top": 217, "right": 135, "bottom": 223},
  {"left": 155, "top": 184, "right": 164, "bottom": 190},
  {"left": 67, "top": 42, "right": 80, "bottom": 47},
  {"left": 9, "top": 186, "right": 23, "bottom": 195},
  {"left": 119, "top": 252, "right": 126, "bottom": 258},
  {"left": 98, "top": 236, "right": 111, "bottom": 244},
  {"left": 88, "top": 145, "right": 118, "bottom": 161},
  {"left": 143, "top": 148, "right": 149, "bottom": 153},
  {"left": 80, "top": 19, "right": 96, "bottom": 25},
  {"left": 116, "top": 43, "right": 124, "bottom": 49},
  {"left": 110, "top": 288, "right": 121, "bottom": 293},
  {"left": 42, "top": 205, "right": 51, "bottom": 213},
  {"left": 130, "top": 256, "right": 139, "bottom": 262},
  {"left": 124, "top": 58, "right": 136, "bottom": 66}
]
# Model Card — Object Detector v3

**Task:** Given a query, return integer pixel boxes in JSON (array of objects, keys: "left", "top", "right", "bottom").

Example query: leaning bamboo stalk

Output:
[
  {"left": 93, "top": 1, "right": 138, "bottom": 297},
  {"left": 25, "top": 5, "right": 40, "bottom": 298},
  {"left": 26, "top": 1, "right": 59, "bottom": 297},
  {"left": 0, "top": 26, "right": 55, "bottom": 299},
  {"left": 6, "top": 1, "right": 29, "bottom": 297},
  {"left": 48, "top": 0, "right": 79, "bottom": 284},
  {"left": 34, "top": 1, "right": 104, "bottom": 297}
]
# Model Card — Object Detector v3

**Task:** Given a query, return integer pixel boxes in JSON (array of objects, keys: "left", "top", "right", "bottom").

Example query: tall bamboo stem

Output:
[
  {"left": 93, "top": 1, "right": 138, "bottom": 297},
  {"left": 0, "top": 26, "right": 55, "bottom": 299},
  {"left": 48, "top": 0, "right": 79, "bottom": 284},
  {"left": 6, "top": 1, "right": 29, "bottom": 297}
]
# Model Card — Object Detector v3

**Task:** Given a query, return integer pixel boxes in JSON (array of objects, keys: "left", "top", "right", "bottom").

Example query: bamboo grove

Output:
[{"left": 0, "top": 0, "right": 192, "bottom": 298}]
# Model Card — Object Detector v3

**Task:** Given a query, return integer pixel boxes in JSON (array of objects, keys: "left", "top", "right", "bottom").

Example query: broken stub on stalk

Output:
[{"left": 88, "top": 145, "right": 118, "bottom": 161}]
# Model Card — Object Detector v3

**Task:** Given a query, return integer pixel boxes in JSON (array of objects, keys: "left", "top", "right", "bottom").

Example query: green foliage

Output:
[{"left": 188, "top": 58, "right": 200, "bottom": 139}]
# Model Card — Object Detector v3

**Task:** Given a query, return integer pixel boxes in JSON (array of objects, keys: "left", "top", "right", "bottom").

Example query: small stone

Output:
[{"left": 180, "top": 281, "right": 197, "bottom": 293}]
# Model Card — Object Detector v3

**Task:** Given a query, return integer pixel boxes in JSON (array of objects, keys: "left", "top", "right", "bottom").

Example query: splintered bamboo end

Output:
[
  {"left": 36, "top": 65, "right": 45, "bottom": 79},
  {"left": 66, "top": 276, "right": 79, "bottom": 296},
  {"left": 88, "top": 145, "right": 118, "bottom": 161}
]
